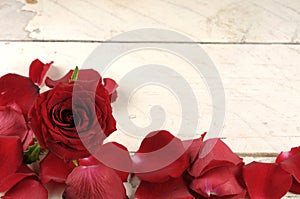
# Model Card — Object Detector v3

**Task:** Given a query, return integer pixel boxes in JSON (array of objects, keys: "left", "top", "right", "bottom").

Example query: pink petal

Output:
[
  {"left": 40, "top": 152, "right": 75, "bottom": 184},
  {"left": 63, "top": 165, "right": 127, "bottom": 199},
  {"left": 103, "top": 78, "right": 118, "bottom": 102},
  {"left": 0, "top": 136, "right": 23, "bottom": 179},
  {"left": 190, "top": 166, "right": 245, "bottom": 198},
  {"left": 80, "top": 142, "right": 132, "bottom": 182},
  {"left": 29, "top": 59, "right": 53, "bottom": 86},
  {"left": 243, "top": 162, "right": 292, "bottom": 199},
  {"left": 0, "top": 74, "right": 39, "bottom": 118},
  {"left": 189, "top": 138, "right": 242, "bottom": 177},
  {"left": 135, "top": 177, "right": 194, "bottom": 199},
  {"left": 0, "top": 104, "right": 29, "bottom": 150},
  {"left": 133, "top": 130, "right": 189, "bottom": 183},
  {"left": 45, "top": 69, "right": 101, "bottom": 88},
  {"left": 276, "top": 147, "right": 300, "bottom": 194},
  {"left": 2, "top": 179, "right": 47, "bottom": 199}
]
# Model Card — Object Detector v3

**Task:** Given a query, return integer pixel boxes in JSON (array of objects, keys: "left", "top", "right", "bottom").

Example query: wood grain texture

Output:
[{"left": 8, "top": 0, "right": 300, "bottom": 42}]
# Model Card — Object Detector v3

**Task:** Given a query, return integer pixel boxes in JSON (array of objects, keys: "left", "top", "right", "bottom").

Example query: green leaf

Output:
[
  {"left": 70, "top": 66, "right": 79, "bottom": 82},
  {"left": 23, "top": 141, "right": 43, "bottom": 164}
]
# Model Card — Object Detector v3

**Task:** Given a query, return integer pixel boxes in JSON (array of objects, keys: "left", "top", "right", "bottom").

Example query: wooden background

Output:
[{"left": 0, "top": 0, "right": 299, "bottom": 198}]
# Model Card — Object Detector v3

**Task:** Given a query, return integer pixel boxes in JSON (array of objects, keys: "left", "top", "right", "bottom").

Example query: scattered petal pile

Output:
[{"left": 0, "top": 59, "right": 299, "bottom": 199}]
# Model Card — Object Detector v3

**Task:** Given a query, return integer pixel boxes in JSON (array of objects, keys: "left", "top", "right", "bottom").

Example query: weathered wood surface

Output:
[
  {"left": 0, "top": 0, "right": 299, "bottom": 197},
  {"left": 1, "top": 0, "right": 299, "bottom": 43}
]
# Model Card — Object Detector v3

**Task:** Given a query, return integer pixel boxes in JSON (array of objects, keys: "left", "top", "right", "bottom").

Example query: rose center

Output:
[{"left": 62, "top": 110, "right": 74, "bottom": 125}]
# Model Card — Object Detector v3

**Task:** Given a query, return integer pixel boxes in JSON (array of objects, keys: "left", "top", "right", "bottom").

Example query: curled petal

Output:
[
  {"left": 40, "top": 152, "right": 75, "bottom": 184},
  {"left": 276, "top": 147, "right": 300, "bottom": 193},
  {"left": 135, "top": 177, "right": 194, "bottom": 199},
  {"left": 133, "top": 130, "right": 189, "bottom": 183},
  {"left": 189, "top": 138, "right": 242, "bottom": 177},
  {"left": 103, "top": 78, "right": 118, "bottom": 102},
  {"left": 190, "top": 166, "right": 245, "bottom": 198},
  {"left": 45, "top": 69, "right": 101, "bottom": 88},
  {"left": 2, "top": 179, "right": 47, "bottom": 199},
  {"left": 29, "top": 59, "right": 53, "bottom": 86},
  {"left": 63, "top": 165, "right": 127, "bottom": 199},
  {"left": 243, "top": 162, "right": 292, "bottom": 199},
  {"left": 0, "top": 74, "right": 39, "bottom": 118}
]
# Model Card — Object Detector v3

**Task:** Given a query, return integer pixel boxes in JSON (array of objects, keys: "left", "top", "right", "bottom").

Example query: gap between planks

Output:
[{"left": 0, "top": 40, "right": 300, "bottom": 45}]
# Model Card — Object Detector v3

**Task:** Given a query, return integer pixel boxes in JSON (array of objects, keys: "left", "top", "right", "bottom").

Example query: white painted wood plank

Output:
[
  {"left": 0, "top": 42, "right": 299, "bottom": 154},
  {"left": 4, "top": 0, "right": 298, "bottom": 42},
  {"left": 0, "top": 0, "right": 35, "bottom": 40}
]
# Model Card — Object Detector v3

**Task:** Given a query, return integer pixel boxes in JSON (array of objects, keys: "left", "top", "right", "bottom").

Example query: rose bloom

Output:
[{"left": 29, "top": 69, "right": 117, "bottom": 160}]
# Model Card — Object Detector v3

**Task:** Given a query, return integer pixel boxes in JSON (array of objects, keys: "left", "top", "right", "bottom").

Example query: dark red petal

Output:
[
  {"left": 182, "top": 132, "right": 206, "bottom": 164},
  {"left": 103, "top": 78, "right": 118, "bottom": 102},
  {"left": 135, "top": 177, "right": 194, "bottom": 199},
  {"left": 2, "top": 179, "right": 47, "bottom": 199},
  {"left": 133, "top": 130, "right": 189, "bottom": 183},
  {"left": 0, "top": 74, "right": 39, "bottom": 118},
  {"left": 63, "top": 165, "right": 127, "bottom": 199},
  {"left": 189, "top": 138, "right": 242, "bottom": 177},
  {"left": 276, "top": 147, "right": 300, "bottom": 194},
  {"left": 80, "top": 142, "right": 132, "bottom": 182},
  {"left": 0, "top": 104, "right": 29, "bottom": 150},
  {"left": 29, "top": 59, "right": 53, "bottom": 86},
  {"left": 243, "top": 162, "right": 292, "bottom": 199},
  {"left": 190, "top": 166, "right": 245, "bottom": 198},
  {"left": 0, "top": 136, "right": 23, "bottom": 179},
  {"left": 40, "top": 152, "right": 75, "bottom": 184},
  {"left": 290, "top": 177, "right": 300, "bottom": 194},
  {"left": 45, "top": 69, "right": 101, "bottom": 88}
]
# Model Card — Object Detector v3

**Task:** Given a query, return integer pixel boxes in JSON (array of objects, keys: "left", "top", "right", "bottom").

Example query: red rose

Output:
[{"left": 29, "top": 69, "right": 117, "bottom": 160}]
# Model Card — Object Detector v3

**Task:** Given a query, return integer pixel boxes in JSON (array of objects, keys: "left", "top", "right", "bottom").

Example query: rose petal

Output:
[
  {"left": 243, "top": 162, "right": 292, "bottom": 199},
  {"left": 40, "top": 152, "right": 75, "bottom": 184},
  {"left": 45, "top": 69, "right": 101, "bottom": 88},
  {"left": 80, "top": 142, "right": 132, "bottom": 182},
  {"left": 189, "top": 138, "right": 242, "bottom": 177},
  {"left": 135, "top": 177, "right": 194, "bottom": 199},
  {"left": 0, "top": 136, "right": 23, "bottom": 179},
  {"left": 103, "top": 78, "right": 118, "bottom": 102},
  {"left": 0, "top": 74, "right": 39, "bottom": 118},
  {"left": 190, "top": 166, "right": 245, "bottom": 198},
  {"left": 276, "top": 146, "right": 300, "bottom": 162},
  {"left": 2, "top": 179, "right": 47, "bottom": 199},
  {"left": 29, "top": 59, "right": 53, "bottom": 86},
  {"left": 63, "top": 164, "right": 127, "bottom": 199},
  {"left": 290, "top": 178, "right": 300, "bottom": 194},
  {"left": 133, "top": 130, "right": 189, "bottom": 183},
  {"left": 276, "top": 147, "right": 300, "bottom": 194},
  {"left": 0, "top": 104, "right": 29, "bottom": 150},
  {"left": 0, "top": 172, "right": 37, "bottom": 193},
  {"left": 182, "top": 132, "right": 206, "bottom": 164}
]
